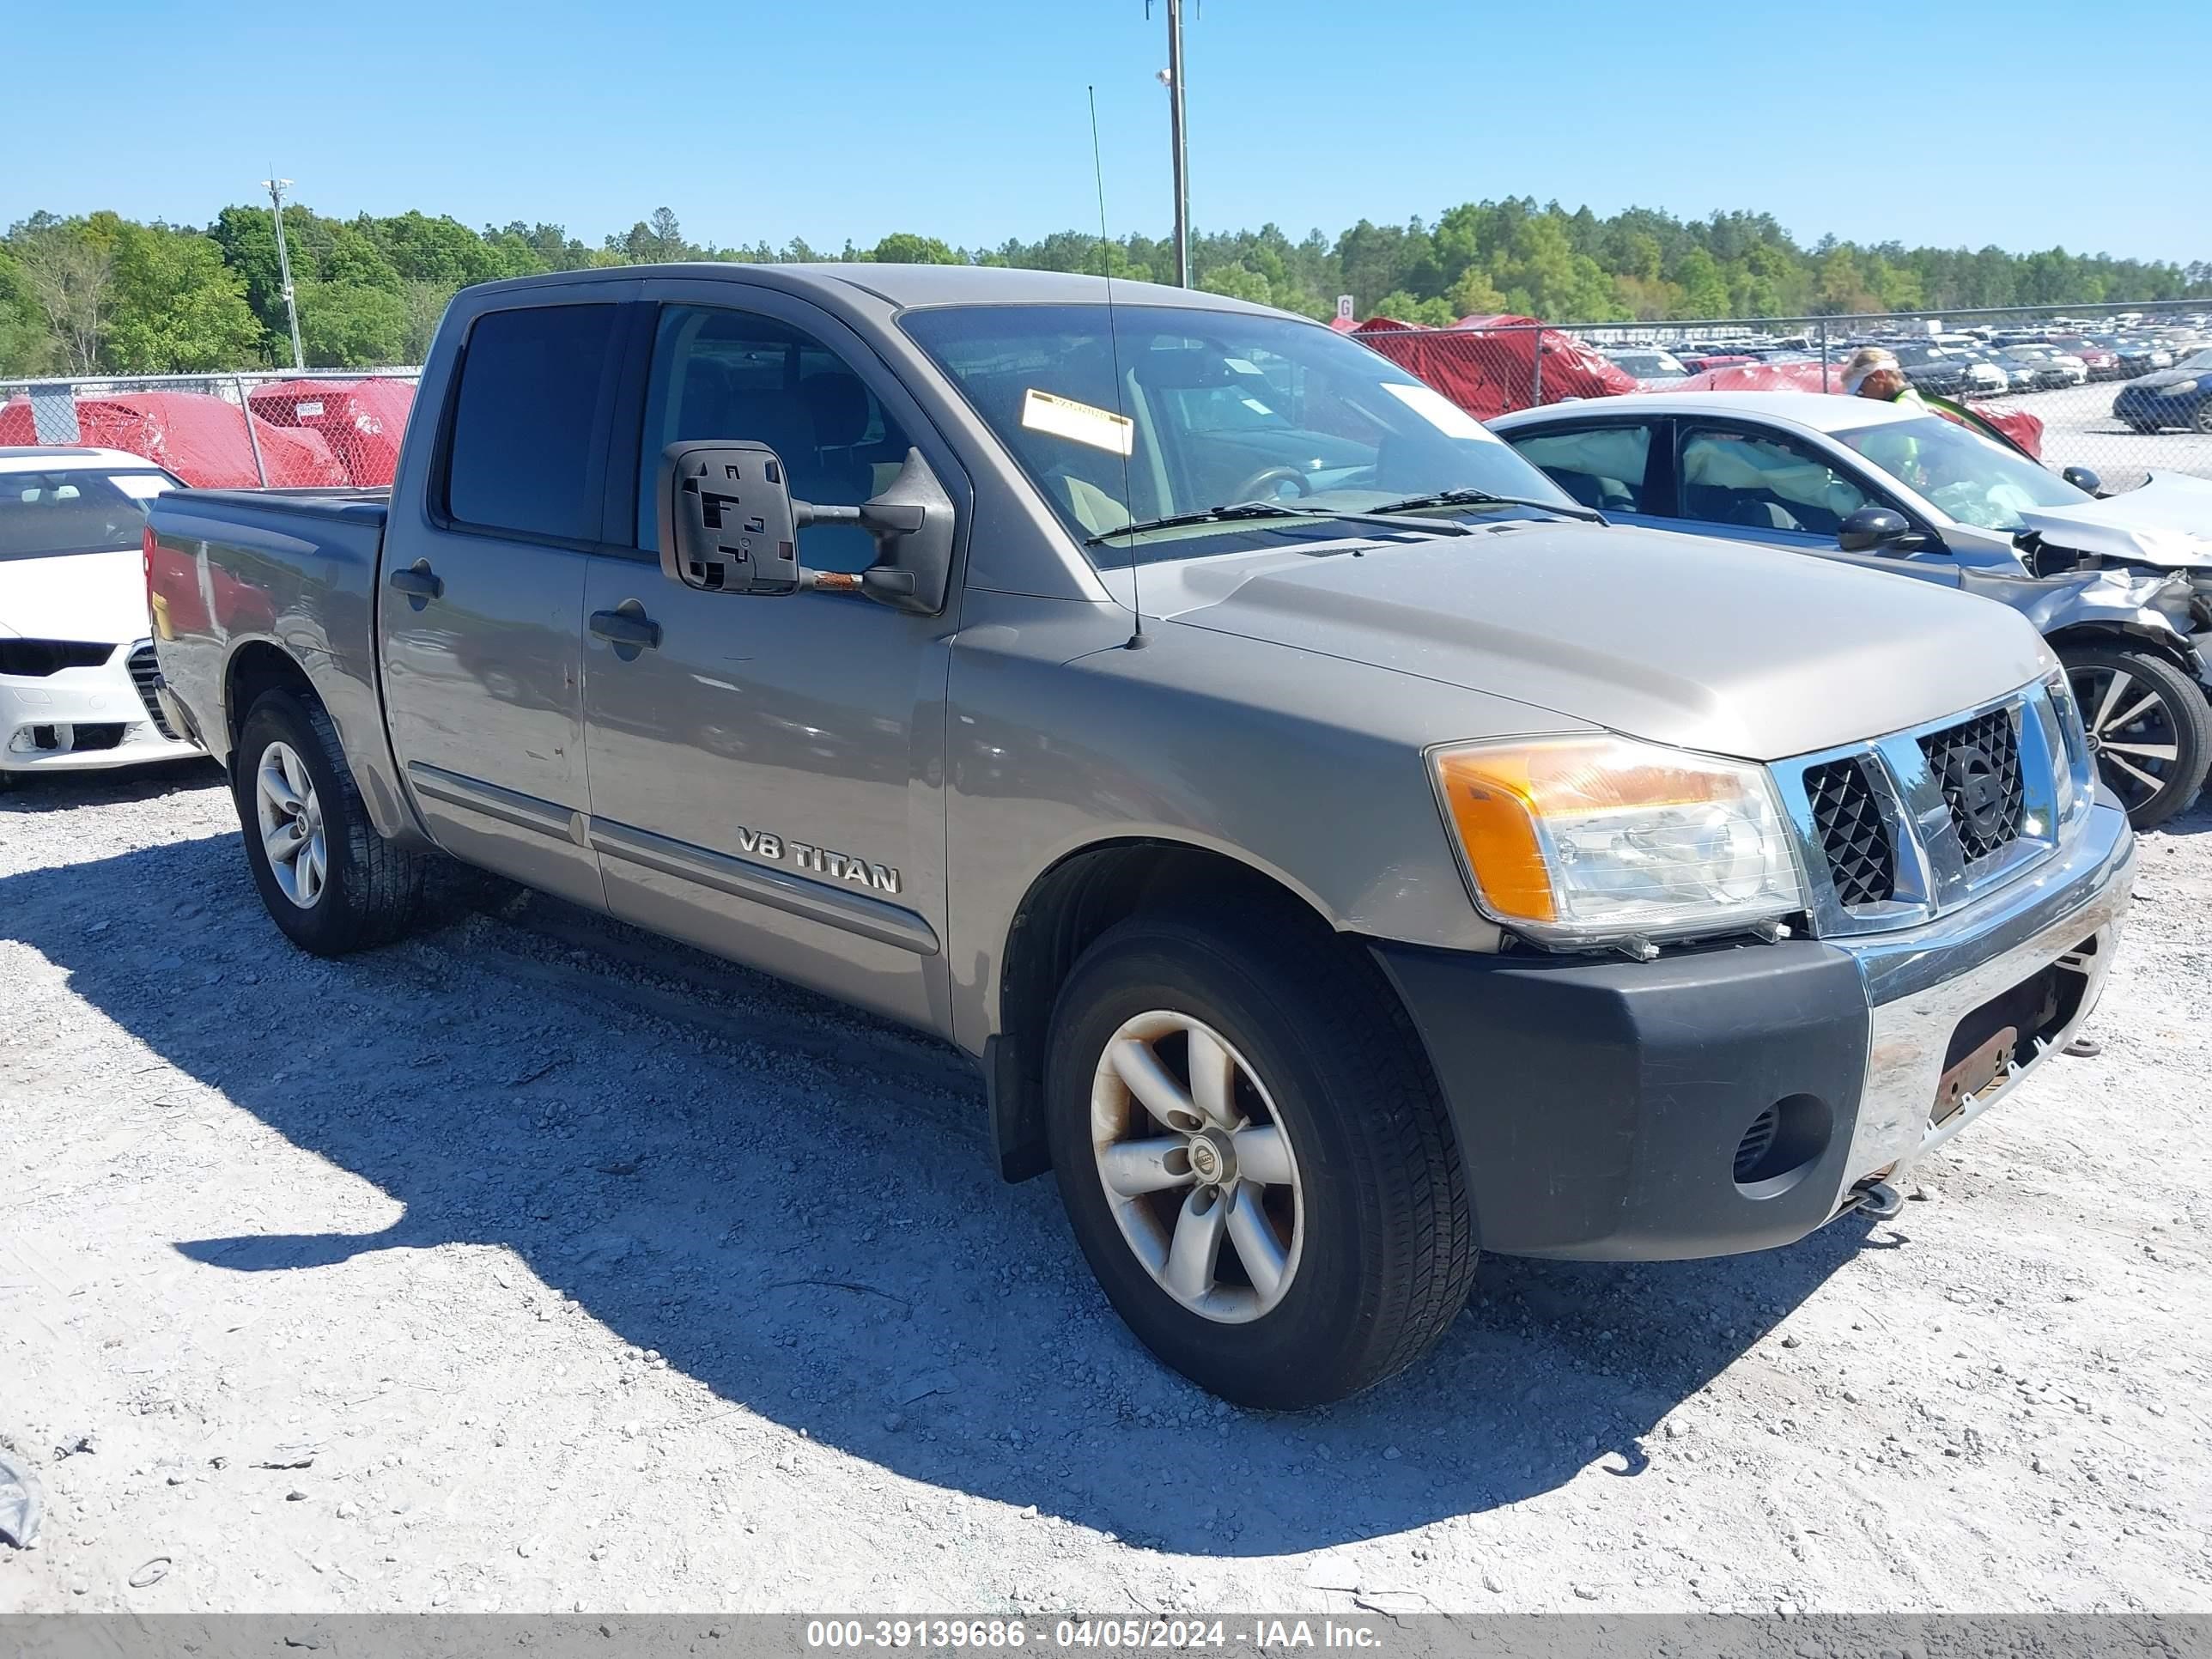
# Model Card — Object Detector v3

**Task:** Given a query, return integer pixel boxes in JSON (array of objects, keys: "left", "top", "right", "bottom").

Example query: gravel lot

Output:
[{"left": 3, "top": 761, "right": 2208, "bottom": 1615}]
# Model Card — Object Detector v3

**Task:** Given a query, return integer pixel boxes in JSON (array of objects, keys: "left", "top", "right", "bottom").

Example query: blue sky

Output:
[{"left": 10, "top": 0, "right": 2208, "bottom": 264}]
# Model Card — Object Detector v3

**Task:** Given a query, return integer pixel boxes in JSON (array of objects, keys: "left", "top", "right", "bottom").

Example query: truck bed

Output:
[{"left": 145, "top": 485, "right": 394, "bottom": 779}]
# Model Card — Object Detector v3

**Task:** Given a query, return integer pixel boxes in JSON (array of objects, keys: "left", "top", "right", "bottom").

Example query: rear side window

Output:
[
  {"left": 1505, "top": 424, "right": 1657, "bottom": 513},
  {"left": 444, "top": 304, "right": 616, "bottom": 541}
]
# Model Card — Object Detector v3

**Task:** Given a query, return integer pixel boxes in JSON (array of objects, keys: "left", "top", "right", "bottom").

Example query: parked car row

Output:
[{"left": 1592, "top": 313, "right": 2212, "bottom": 410}]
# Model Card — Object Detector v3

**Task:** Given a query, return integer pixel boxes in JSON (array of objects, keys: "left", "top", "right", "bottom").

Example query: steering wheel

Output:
[{"left": 1226, "top": 465, "right": 1313, "bottom": 503}]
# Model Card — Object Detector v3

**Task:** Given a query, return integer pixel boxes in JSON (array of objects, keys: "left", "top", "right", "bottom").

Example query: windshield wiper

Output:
[
  {"left": 1370, "top": 487, "right": 1607, "bottom": 525},
  {"left": 1085, "top": 500, "right": 1474, "bottom": 546}
]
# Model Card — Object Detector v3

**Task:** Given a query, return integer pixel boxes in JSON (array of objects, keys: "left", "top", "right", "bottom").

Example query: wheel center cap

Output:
[{"left": 1186, "top": 1130, "right": 1233, "bottom": 1187}]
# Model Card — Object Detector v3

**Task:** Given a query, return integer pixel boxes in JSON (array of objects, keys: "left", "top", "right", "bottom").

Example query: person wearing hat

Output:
[
  {"left": 1840, "top": 346, "right": 1927, "bottom": 406},
  {"left": 1840, "top": 346, "right": 1927, "bottom": 484}
]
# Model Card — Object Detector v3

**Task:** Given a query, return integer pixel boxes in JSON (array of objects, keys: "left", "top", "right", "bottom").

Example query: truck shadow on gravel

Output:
[{"left": 7, "top": 823, "right": 1889, "bottom": 1558}]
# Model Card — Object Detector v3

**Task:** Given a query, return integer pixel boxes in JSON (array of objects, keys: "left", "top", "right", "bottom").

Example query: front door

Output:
[
  {"left": 377, "top": 296, "right": 628, "bottom": 909},
  {"left": 579, "top": 288, "right": 961, "bottom": 1032},
  {"left": 1670, "top": 422, "right": 1961, "bottom": 590}
]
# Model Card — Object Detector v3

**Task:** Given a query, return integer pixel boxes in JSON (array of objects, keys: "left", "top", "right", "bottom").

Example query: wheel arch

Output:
[
  {"left": 220, "top": 635, "right": 428, "bottom": 847},
  {"left": 222, "top": 638, "right": 323, "bottom": 756},
  {"left": 985, "top": 836, "right": 1411, "bottom": 1182},
  {"left": 2045, "top": 622, "right": 2203, "bottom": 679}
]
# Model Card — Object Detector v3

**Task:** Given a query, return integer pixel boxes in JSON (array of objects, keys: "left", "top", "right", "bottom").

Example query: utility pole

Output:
[
  {"left": 1158, "top": 0, "right": 1190, "bottom": 287},
  {"left": 263, "top": 175, "right": 305, "bottom": 371}
]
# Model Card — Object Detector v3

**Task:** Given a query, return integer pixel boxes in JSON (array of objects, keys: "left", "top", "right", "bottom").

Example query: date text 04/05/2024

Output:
[{"left": 804, "top": 1620, "right": 1387, "bottom": 1650}]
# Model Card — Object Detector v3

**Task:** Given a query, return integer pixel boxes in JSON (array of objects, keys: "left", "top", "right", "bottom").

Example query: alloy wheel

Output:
[
  {"left": 2070, "top": 663, "right": 2184, "bottom": 811},
  {"left": 253, "top": 740, "right": 328, "bottom": 908},
  {"left": 1087, "top": 1010, "right": 1304, "bottom": 1323}
]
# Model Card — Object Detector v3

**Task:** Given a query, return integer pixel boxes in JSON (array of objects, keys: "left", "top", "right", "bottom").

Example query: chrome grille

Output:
[
  {"left": 1803, "top": 759, "right": 1897, "bottom": 908},
  {"left": 1771, "top": 678, "right": 2091, "bottom": 940},
  {"left": 127, "top": 642, "right": 178, "bottom": 738},
  {"left": 1918, "top": 708, "right": 2025, "bottom": 865}
]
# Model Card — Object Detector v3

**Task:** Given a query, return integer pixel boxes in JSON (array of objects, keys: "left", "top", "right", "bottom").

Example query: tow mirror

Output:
[
  {"left": 2061, "top": 465, "right": 2104, "bottom": 496},
  {"left": 1838, "top": 507, "right": 1912, "bottom": 555},
  {"left": 658, "top": 441, "right": 955, "bottom": 616},
  {"left": 659, "top": 441, "right": 802, "bottom": 595}
]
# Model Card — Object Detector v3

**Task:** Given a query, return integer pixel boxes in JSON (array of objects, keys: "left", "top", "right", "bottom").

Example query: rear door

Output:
[
  {"left": 577, "top": 281, "right": 963, "bottom": 1032},
  {"left": 378, "top": 294, "right": 629, "bottom": 908},
  {"left": 1498, "top": 416, "right": 1668, "bottom": 525}
]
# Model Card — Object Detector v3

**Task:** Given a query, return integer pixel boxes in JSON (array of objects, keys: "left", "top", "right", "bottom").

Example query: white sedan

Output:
[{"left": 1, "top": 447, "right": 204, "bottom": 790}]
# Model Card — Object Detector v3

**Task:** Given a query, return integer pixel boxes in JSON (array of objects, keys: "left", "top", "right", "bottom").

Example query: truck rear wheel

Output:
[
  {"left": 1045, "top": 913, "right": 1474, "bottom": 1407},
  {"left": 234, "top": 690, "right": 425, "bottom": 955},
  {"left": 2063, "top": 645, "right": 2210, "bottom": 830}
]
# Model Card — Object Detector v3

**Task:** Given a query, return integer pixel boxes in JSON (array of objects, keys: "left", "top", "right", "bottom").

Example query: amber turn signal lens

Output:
[{"left": 1432, "top": 748, "right": 1557, "bottom": 923}]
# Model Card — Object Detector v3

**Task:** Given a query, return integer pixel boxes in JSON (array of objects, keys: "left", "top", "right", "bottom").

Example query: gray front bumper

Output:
[{"left": 1832, "top": 798, "right": 2136, "bottom": 1200}]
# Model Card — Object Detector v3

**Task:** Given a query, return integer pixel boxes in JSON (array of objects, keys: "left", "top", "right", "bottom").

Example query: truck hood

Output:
[
  {"left": 1150, "top": 521, "right": 2051, "bottom": 763},
  {"left": 0, "top": 550, "right": 150, "bottom": 645},
  {"left": 2014, "top": 472, "right": 2212, "bottom": 569}
]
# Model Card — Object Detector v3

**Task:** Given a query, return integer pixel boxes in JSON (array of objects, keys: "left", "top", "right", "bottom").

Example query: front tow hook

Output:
[{"left": 1839, "top": 1177, "right": 1905, "bottom": 1221}]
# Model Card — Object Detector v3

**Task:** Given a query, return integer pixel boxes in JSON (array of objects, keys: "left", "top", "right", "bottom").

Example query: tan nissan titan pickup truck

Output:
[{"left": 145, "top": 265, "right": 2136, "bottom": 1406}]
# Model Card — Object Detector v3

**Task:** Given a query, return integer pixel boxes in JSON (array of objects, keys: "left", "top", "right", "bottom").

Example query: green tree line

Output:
[{"left": 3, "top": 197, "right": 2206, "bottom": 377}]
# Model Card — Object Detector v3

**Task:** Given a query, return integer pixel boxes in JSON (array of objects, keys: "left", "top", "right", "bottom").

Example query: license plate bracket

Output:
[{"left": 1933, "top": 1025, "right": 2016, "bottom": 1126}]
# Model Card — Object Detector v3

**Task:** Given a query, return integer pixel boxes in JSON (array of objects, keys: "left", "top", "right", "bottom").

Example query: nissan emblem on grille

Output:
[{"left": 1920, "top": 709, "right": 2026, "bottom": 865}]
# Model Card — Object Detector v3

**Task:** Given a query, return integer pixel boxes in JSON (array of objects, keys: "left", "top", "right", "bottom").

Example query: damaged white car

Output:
[
  {"left": 1492, "top": 392, "right": 2212, "bottom": 827},
  {"left": 1, "top": 447, "right": 203, "bottom": 792}
]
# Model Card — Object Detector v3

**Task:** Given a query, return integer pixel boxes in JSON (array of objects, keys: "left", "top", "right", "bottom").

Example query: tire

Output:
[
  {"left": 2194, "top": 402, "right": 2212, "bottom": 436},
  {"left": 2063, "top": 645, "right": 2212, "bottom": 830},
  {"left": 1045, "top": 912, "right": 1474, "bottom": 1408},
  {"left": 233, "top": 690, "right": 426, "bottom": 954}
]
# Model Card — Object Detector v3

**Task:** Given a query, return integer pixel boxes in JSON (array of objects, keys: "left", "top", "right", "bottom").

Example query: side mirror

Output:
[
  {"left": 2061, "top": 465, "right": 2103, "bottom": 496},
  {"left": 657, "top": 441, "right": 956, "bottom": 616},
  {"left": 1838, "top": 507, "right": 1913, "bottom": 555},
  {"left": 659, "top": 441, "right": 802, "bottom": 595}
]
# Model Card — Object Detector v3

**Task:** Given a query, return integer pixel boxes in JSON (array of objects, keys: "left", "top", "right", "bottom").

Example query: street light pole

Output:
[
  {"left": 1164, "top": 0, "right": 1190, "bottom": 287},
  {"left": 263, "top": 175, "right": 305, "bottom": 371}
]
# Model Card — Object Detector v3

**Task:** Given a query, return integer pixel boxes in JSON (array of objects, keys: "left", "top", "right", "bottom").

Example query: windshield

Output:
[
  {"left": 899, "top": 303, "right": 1576, "bottom": 563},
  {"left": 0, "top": 468, "right": 176, "bottom": 561},
  {"left": 1834, "top": 416, "right": 2088, "bottom": 532},
  {"left": 2174, "top": 349, "right": 2212, "bottom": 374},
  {"left": 1613, "top": 351, "right": 1686, "bottom": 377}
]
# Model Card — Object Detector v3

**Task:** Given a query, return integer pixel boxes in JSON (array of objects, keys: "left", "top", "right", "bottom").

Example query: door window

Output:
[
  {"left": 635, "top": 306, "right": 911, "bottom": 573},
  {"left": 444, "top": 304, "right": 617, "bottom": 542},
  {"left": 1504, "top": 424, "right": 1657, "bottom": 513},
  {"left": 1677, "top": 426, "right": 1872, "bottom": 536}
]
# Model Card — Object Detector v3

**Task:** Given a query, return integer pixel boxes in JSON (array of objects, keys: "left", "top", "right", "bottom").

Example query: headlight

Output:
[
  {"left": 1429, "top": 735, "right": 1806, "bottom": 946},
  {"left": 2160, "top": 378, "right": 2200, "bottom": 397},
  {"left": 2041, "top": 667, "right": 2093, "bottom": 825}
]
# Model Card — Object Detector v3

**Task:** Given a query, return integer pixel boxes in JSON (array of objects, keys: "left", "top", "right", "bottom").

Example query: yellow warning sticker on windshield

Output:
[{"left": 1021, "top": 387, "right": 1135, "bottom": 457}]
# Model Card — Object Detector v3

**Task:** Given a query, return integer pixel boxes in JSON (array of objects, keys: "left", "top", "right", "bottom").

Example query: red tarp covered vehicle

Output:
[
  {"left": 0, "top": 391, "right": 348, "bottom": 489},
  {"left": 1665, "top": 359, "right": 2045, "bottom": 460},
  {"left": 246, "top": 378, "right": 416, "bottom": 488},
  {"left": 1351, "top": 314, "right": 1638, "bottom": 419}
]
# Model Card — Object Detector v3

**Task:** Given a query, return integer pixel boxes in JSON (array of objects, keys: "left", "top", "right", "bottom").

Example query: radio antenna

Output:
[{"left": 1090, "top": 84, "right": 1147, "bottom": 649}]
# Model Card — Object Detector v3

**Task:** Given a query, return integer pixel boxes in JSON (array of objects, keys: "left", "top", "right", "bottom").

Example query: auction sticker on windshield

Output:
[
  {"left": 1021, "top": 388, "right": 1136, "bottom": 456},
  {"left": 1381, "top": 380, "right": 1502, "bottom": 443}
]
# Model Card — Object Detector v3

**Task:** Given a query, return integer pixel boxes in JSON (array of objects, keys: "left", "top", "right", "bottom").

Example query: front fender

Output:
[{"left": 1963, "top": 564, "right": 2198, "bottom": 662}]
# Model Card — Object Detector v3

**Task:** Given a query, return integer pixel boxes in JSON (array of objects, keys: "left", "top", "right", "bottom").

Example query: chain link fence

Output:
[
  {"left": 0, "top": 368, "right": 421, "bottom": 489},
  {"left": 1350, "top": 299, "right": 2212, "bottom": 491}
]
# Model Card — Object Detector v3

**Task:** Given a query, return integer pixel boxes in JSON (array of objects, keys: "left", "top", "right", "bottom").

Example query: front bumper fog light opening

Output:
[{"left": 1733, "top": 1093, "right": 1832, "bottom": 1198}]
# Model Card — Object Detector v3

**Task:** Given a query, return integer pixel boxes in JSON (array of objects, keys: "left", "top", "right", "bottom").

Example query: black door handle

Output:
[
  {"left": 589, "top": 607, "right": 662, "bottom": 650},
  {"left": 387, "top": 562, "right": 443, "bottom": 599}
]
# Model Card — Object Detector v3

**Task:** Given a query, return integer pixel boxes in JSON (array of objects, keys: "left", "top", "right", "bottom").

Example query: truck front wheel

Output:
[
  {"left": 1045, "top": 914, "right": 1474, "bottom": 1407},
  {"left": 234, "top": 690, "right": 425, "bottom": 955}
]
